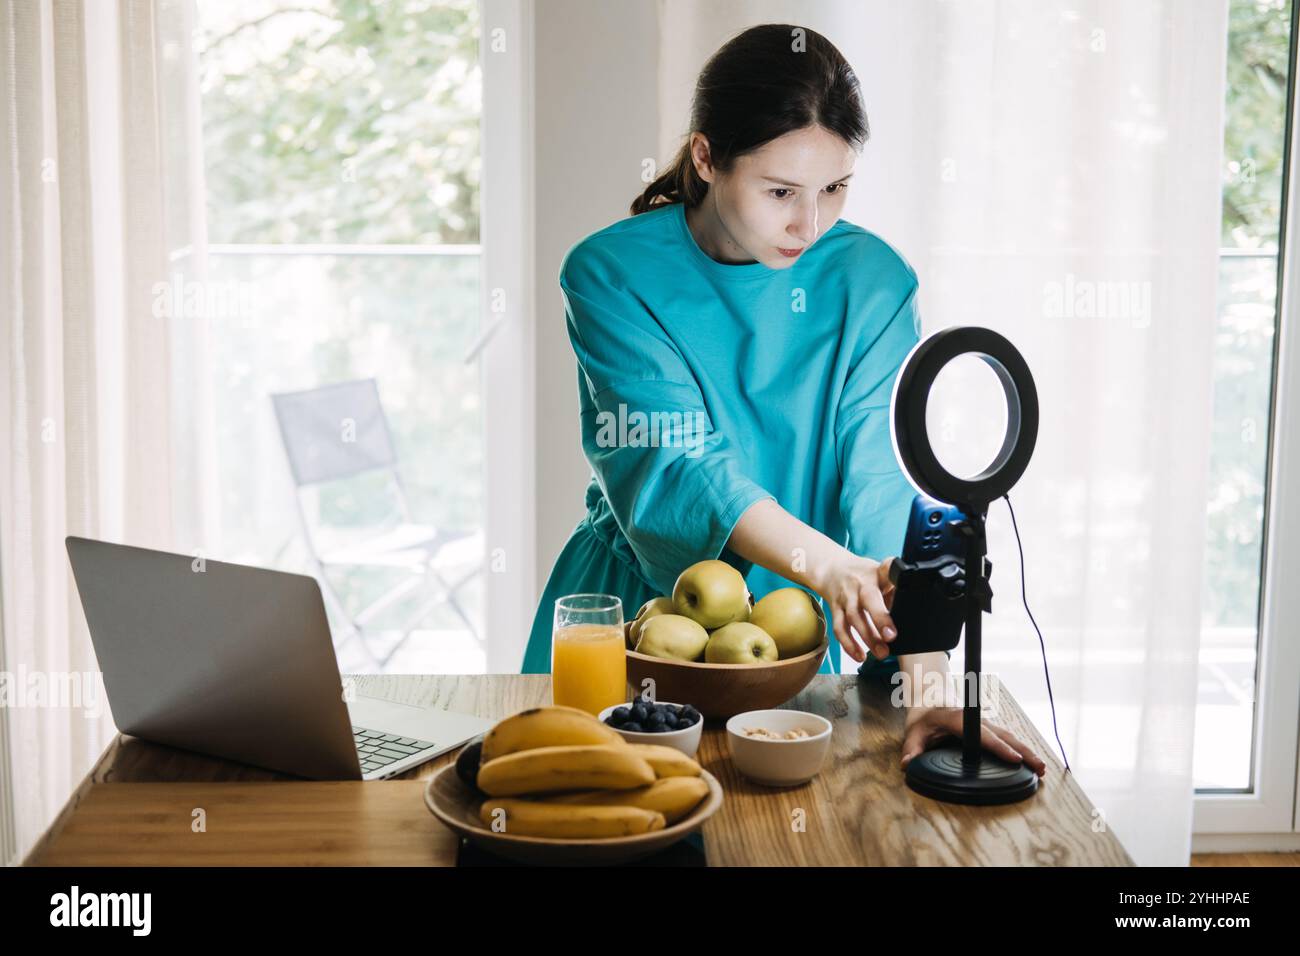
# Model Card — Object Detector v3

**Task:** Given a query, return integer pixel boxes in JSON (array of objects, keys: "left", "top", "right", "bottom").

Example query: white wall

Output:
[{"left": 531, "top": 1, "right": 661, "bottom": 599}]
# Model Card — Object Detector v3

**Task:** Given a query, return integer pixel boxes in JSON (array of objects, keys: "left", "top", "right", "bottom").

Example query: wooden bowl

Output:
[
  {"left": 424, "top": 762, "right": 724, "bottom": 866},
  {"left": 626, "top": 642, "right": 827, "bottom": 720}
]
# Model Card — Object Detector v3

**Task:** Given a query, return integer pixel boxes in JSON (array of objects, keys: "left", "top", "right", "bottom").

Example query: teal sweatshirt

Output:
[{"left": 522, "top": 200, "right": 922, "bottom": 678}]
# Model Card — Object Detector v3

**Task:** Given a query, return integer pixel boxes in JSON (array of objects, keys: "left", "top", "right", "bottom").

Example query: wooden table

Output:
[{"left": 24, "top": 674, "right": 1133, "bottom": 866}]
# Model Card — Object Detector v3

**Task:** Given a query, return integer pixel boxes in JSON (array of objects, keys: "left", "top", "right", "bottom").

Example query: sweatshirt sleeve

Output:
[
  {"left": 560, "top": 239, "right": 775, "bottom": 595},
  {"left": 835, "top": 279, "right": 945, "bottom": 679}
]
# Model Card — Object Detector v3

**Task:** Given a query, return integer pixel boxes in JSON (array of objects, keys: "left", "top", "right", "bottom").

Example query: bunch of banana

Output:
[{"left": 467, "top": 706, "right": 711, "bottom": 839}]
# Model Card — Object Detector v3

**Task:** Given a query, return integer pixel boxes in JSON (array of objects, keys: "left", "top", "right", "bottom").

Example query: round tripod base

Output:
[{"left": 904, "top": 742, "right": 1039, "bottom": 805}]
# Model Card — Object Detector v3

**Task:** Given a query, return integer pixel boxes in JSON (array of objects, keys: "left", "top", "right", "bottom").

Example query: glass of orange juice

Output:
[{"left": 552, "top": 593, "right": 626, "bottom": 716}]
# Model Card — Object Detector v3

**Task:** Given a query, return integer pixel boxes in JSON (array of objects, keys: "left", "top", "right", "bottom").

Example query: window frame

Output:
[
  {"left": 1193, "top": 0, "right": 1300, "bottom": 842},
  {"left": 479, "top": 0, "right": 537, "bottom": 672}
]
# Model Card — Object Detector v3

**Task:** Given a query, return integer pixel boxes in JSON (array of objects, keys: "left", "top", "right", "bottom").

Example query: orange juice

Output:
[{"left": 552, "top": 623, "right": 627, "bottom": 715}]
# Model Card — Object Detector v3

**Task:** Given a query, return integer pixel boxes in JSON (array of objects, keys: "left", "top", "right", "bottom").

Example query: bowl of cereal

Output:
[{"left": 725, "top": 709, "right": 833, "bottom": 787}]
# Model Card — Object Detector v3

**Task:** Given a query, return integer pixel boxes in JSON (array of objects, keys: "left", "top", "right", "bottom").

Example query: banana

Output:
[
  {"left": 477, "top": 744, "right": 655, "bottom": 797},
  {"left": 480, "top": 706, "right": 627, "bottom": 763},
  {"left": 627, "top": 743, "right": 702, "bottom": 778},
  {"left": 479, "top": 798, "right": 665, "bottom": 838},
  {"left": 543, "top": 776, "right": 710, "bottom": 825}
]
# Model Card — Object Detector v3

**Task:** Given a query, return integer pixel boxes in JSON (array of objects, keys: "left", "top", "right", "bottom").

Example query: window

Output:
[
  {"left": 1196, "top": 0, "right": 1293, "bottom": 791},
  {"left": 196, "top": 0, "right": 484, "bottom": 672}
]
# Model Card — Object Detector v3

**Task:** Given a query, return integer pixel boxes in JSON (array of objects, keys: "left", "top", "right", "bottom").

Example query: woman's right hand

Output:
[
  {"left": 813, "top": 555, "right": 897, "bottom": 664},
  {"left": 724, "top": 500, "right": 899, "bottom": 663}
]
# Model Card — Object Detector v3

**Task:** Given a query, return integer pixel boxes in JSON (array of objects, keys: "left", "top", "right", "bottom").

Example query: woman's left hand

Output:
[{"left": 900, "top": 706, "right": 1048, "bottom": 777}]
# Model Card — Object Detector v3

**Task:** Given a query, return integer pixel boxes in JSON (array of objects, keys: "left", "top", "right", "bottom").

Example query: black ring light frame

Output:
[
  {"left": 891, "top": 325, "right": 1039, "bottom": 513},
  {"left": 887, "top": 326, "right": 1041, "bottom": 805}
]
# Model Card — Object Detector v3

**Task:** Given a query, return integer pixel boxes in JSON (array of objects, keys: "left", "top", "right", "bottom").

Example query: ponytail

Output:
[{"left": 630, "top": 141, "right": 710, "bottom": 216}]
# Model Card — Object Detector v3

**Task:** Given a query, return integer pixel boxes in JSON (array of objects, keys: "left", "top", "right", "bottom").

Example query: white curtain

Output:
[
  {"left": 0, "top": 0, "right": 211, "bottom": 865},
  {"left": 658, "top": 0, "right": 1227, "bottom": 866}
]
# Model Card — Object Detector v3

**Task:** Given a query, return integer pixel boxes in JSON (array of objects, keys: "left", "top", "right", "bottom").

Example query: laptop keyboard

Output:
[{"left": 352, "top": 726, "right": 437, "bottom": 776}]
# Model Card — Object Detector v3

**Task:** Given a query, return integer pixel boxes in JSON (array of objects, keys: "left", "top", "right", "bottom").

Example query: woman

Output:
[{"left": 524, "top": 24, "right": 1045, "bottom": 775}]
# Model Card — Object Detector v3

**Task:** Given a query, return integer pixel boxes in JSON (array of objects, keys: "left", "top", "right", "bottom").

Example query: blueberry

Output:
[
  {"left": 631, "top": 702, "right": 649, "bottom": 722},
  {"left": 612, "top": 706, "right": 632, "bottom": 721},
  {"left": 622, "top": 722, "right": 644, "bottom": 733}
]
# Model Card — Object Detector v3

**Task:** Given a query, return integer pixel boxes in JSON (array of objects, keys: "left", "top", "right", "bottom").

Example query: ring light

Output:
[
  {"left": 880, "top": 324, "right": 1042, "bottom": 806},
  {"left": 890, "top": 326, "right": 1039, "bottom": 512}
]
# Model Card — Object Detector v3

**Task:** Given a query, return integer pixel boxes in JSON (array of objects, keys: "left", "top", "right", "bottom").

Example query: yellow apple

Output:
[
  {"left": 704, "top": 622, "right": 778, "bottom": 665},
  {"left": 750, "top": 588, "right": 824, "bottom": 659},
  {"left": 628, "top": 596, "right": 675, "bottom": 649},
  {"left": 635, "top": 614, "right": 710, "bottom": 662},
  {"left": 672, "top": 560, "right": 750, "bottom": 629}
]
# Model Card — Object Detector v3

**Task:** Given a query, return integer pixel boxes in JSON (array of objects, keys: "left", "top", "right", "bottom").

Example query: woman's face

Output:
[{"left": 689, "top": 124, "right": 857, "bottom": 268}]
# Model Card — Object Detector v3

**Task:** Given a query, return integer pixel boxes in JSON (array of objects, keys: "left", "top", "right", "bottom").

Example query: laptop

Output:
[{"left": 65, "top": 536, "right": 491, "bottom": 780}]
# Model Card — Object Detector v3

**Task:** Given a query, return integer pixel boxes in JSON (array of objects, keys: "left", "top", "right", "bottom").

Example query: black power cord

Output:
[{"left": 1002, "top": 492, "right": 1071, "bottom": 773}]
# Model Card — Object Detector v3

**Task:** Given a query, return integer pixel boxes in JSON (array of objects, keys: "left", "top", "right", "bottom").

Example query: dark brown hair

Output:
[{"left": 631, "top": 24, "right": 868, "bottom": 216}]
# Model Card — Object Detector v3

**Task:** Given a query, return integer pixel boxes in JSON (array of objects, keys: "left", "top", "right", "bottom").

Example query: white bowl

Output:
[
  {"left": 725, "top": 709, "right": 832, "bottom": 787},
  {"left": 598, "top": 700, "right": 703, "bottom": 758}
]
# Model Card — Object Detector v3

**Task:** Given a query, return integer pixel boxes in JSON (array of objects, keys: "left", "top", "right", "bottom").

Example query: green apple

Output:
[
  {"left": 635, "top": 614, "right": 710, "bottom": 662},
  {"left": 672, "top": 560, "right": 750, "bottom": 629},
  {"left": 750, "top": 588, "right": 824, "bottom": 659},
  {"left": 628, "top": 596, "right": 675, "bottom": 649},
  {"left": 704, "top": 622, "right": 778, "bottom": 665}
]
